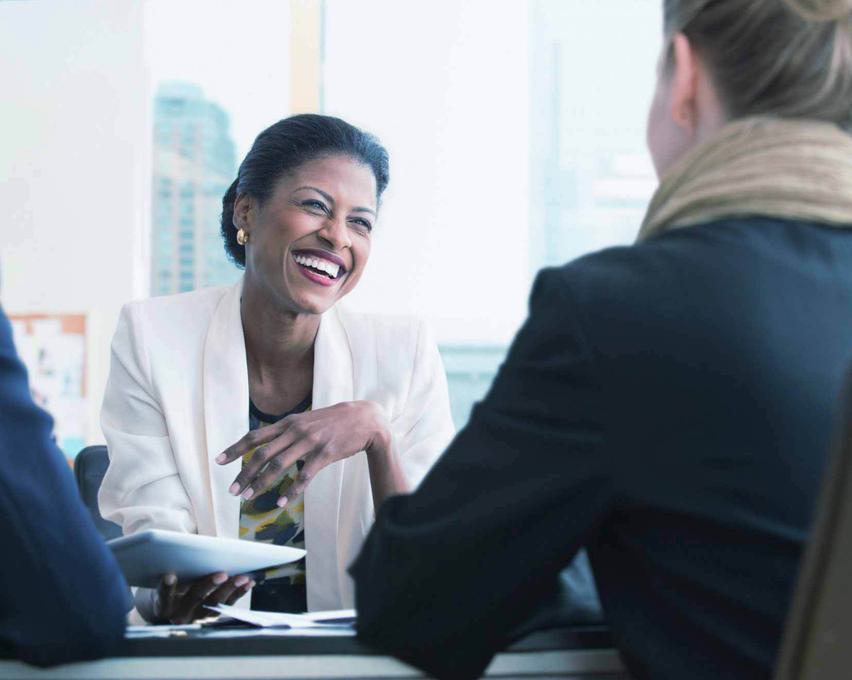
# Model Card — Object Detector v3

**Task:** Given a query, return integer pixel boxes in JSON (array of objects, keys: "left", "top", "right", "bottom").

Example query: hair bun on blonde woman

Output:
[{"left": 784, "top": 0, "right": 852, "bottom": 21}]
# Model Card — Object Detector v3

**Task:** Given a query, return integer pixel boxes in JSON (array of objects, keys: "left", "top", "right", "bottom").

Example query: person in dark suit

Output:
[
  {"left": 351, "top": 1, "right": 852, "bottom": 679},
  {"left": 0, "top": 307, "right": 128, "bottom": 666}
]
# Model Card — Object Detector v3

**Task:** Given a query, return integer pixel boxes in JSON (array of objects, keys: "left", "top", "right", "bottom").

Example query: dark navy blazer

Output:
[
  {"left": 352, "top": 218, "right": 852, "bottom": 680},
  {"left": 0, "top": 308, "right": 127, "bottom": 665}
]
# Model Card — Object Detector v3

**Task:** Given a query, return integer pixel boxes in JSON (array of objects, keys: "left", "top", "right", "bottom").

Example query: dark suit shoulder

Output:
[
  {"left": 539, "top": 217, "right": 852, "bottom": 353},
  {"left": 549, "top": 217, "right": 849, "bottom": 307}
]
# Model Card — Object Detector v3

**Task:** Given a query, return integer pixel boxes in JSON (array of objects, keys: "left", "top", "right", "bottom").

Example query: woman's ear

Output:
[
  {"left": 233, "top": 193, "right": 254, "bottom": 232},
  {"left": 669, "top": 32, "right": 699, "bottom": 134}
]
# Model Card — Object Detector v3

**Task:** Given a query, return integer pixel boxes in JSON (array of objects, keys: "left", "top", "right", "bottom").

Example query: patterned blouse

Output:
[{"left": 240, "top": 395, "right": 311, "bottom": 613}]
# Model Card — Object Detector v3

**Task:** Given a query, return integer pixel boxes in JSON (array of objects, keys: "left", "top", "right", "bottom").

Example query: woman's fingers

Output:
[
  {"left": 203, "top": 579, "right": 239, "bottom": 610},
  {"left": 245, "top": 439, "right": 315, "bottom": 500},
  {"left": 224, "top": 403, "right": 378, "bottom": 501},
  {"left": 282, "top": 451, "right": 326, "bottom": 502},
  {"left": 228, "top": 430, "right": 300, "bottom": 498},
  {"left": 225, "top": 578, "right": 255, "bottom": 605},
  {"left": 206, "top": 574, "right": 251, "bottom": 607},
  {"left": 171, "top": 572, "right": 228, "bottom": 624},
  {"left": 225, "top": 581, "right": 255, "bottom": 605},
  {"left": 155, "top": 572, "right": 178, "bottom": 621},
  {"left": 160, "top": 574, "right": 255, "bottom": 624},
  {"left": 216, "top": 421, "right": 284, "bottom": 466}
]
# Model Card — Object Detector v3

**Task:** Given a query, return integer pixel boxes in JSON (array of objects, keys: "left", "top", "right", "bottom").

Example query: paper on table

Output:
[
  {"left": 209, "top": 604, "right": 356, "bottom": 629},
  {"left": 201, "top": 627, "right": 356, "bottom": 639},
  {"left": 301, "top": 609, "right": 357, "bottom": 623},
  {"left": 125, "top": 623, "right": 202, "bottom": 639}
]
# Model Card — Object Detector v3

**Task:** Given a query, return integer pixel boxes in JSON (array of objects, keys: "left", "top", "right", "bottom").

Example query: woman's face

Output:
[{"left": 240, "top": 154, "right": 378, "bottom": 315}]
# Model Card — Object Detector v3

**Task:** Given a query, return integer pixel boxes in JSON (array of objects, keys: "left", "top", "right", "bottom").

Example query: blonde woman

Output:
[{"left": 352, "top": 1, "right": 852, "bottom": 679}]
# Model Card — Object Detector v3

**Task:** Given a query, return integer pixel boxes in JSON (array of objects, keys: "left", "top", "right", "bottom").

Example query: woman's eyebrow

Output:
[{"left": 294, "top": 185, "right": 335, "bottom": 203}]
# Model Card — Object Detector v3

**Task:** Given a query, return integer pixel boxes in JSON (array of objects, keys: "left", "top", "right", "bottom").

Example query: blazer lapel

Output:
[
  {"left": 305, "top": 305, "right": 353, "bottom": 610},
  {"left": 202, "top": 279, "right": 248, "bottom": 539}
]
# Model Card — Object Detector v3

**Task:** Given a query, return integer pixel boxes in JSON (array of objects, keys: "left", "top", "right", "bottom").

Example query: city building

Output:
[{"left": 151, "top": 82, "right": 240, "bottom": 296}]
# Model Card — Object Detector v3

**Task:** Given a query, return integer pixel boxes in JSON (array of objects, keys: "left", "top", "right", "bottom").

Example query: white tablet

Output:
[{"left": 107, "top": 529, "right": 306, "bottom": 588}]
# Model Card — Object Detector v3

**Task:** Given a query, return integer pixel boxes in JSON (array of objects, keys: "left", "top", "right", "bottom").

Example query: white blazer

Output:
[{"left": 98, "top": 279, "right": 455, "bottom": 611}]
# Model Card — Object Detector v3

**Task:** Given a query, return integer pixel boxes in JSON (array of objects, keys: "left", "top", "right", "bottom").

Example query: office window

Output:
[
  {"left": 3, "top": 0, "right": 663, "bottom": 451},
  {"left": 322, "top": 0, "right": 661, "bottom": 427},
  {"left": 145, "top": 0, "right": 286, "bottom": 298}
]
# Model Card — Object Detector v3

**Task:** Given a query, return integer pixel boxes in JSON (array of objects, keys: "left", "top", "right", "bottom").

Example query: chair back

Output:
[
  {"left": 73, "top": 445, "right": 123, "bottom": 541},
  {"left": 774, "top": 373, "right": 852, "bottom": 679}
]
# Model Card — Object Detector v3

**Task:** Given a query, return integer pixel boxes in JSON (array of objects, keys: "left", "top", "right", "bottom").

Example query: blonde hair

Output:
[{"left": 664, "top": 0, "right": 852, "bottom": 129}]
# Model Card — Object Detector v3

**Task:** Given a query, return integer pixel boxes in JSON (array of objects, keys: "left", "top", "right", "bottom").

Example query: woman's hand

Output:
[
  {"left": 216, "top": 400, "right": 395, "bottom": 506},
  {"left": 153, "top": 572, "right": 254, "bottom": 624}
]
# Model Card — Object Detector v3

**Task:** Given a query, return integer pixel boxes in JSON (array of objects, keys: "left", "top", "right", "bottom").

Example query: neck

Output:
[
  {"left": 240, "top": 279, "right": 319, "bottom": 382},
  {"left": 639, "top": 116, "right": 852, "bottom": 242}
]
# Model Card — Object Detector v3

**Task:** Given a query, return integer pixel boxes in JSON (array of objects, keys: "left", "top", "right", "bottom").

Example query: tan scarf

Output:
[{"left": 638, "top": 117, "right": 852, "bottom": 242}]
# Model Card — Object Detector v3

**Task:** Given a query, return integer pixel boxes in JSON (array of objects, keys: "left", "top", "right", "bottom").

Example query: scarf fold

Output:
[{"left": 638, "top": 117, "right": 852, "bottom": 242}]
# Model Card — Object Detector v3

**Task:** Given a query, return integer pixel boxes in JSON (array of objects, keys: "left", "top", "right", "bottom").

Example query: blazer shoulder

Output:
[
  {"left": 120, "top": 285, "right": 232, "bottom": 333},
  {"left": 123, "top": 286, "right": 231, "bottom": 320},
  {"left": 111, "top": 285, "right": 237, "bottom": 377},
  {"left": 336, "top": 307, "right": 427, "bottom": 358}
]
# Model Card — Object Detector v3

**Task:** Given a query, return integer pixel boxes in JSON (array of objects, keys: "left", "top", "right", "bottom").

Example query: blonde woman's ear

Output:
[{"left": 669, "top": 33, "right": 699, "bottom": 134}]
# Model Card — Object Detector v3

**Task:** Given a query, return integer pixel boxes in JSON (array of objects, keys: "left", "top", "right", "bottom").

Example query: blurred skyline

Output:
[
  {"left": 151, "top": 82, "right": 240, "bottom": 296},
  {"left": 143, "top": 0, "right": 291, "bottom": 160}
]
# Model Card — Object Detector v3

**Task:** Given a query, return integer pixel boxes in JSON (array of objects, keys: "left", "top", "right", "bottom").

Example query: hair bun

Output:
[{"left": 784, "top": 0, "right": 852, "bottom": 21}]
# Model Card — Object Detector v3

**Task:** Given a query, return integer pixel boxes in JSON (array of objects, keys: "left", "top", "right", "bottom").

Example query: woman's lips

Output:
[
  {"left": 295, "top": 262, "right": 339, "bottom": 287},
  {"left": 291, "top": 252, "right": 344, "bottom": 288}
]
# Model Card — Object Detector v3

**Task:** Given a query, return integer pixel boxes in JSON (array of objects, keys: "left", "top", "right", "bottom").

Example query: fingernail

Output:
[
  {"left": 216, "top": 454, "right": 227, "bottom": 464},
  {"left": 234, "top": 575, "right": 249, "bottom": 587},
  {"left": 164, "top": 574, "right": 176, "bottom": 586},
  {"left": 213, "top": 573, "right": 228, "bottom": 585},
  {"left": 241, "top": 488, "right": 254, "bottom": 500},
  {"left": 276, "top": 496, "right": 288, "bottom": 508},
  {"left": 229, "top": 483, "right": 240, "bottom": 495}
]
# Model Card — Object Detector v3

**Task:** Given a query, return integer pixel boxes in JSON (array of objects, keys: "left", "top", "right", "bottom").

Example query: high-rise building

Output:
[{"left": 151, "top": 82, "right": 240, "bottom": 296}]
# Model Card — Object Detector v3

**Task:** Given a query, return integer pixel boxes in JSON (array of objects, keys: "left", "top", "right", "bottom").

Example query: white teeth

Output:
[{"left": 294, "top": 254, "right": 341, "bottom": 279}]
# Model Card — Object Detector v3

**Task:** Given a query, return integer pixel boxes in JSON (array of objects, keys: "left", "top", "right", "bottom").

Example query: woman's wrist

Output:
[
  {"left": 365, "top": 402, "right": 393, "bottom": 462},
  {"left": 360, "top": 400, "right": 407, "bottom": 507},
  {"left": 360, "top": 400, "right": 392, "bottom": 460}
]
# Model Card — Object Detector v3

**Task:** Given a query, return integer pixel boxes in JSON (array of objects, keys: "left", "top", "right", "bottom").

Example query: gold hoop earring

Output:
[{"left": 236, "top": 227, "right": 249, "bottom": 246}]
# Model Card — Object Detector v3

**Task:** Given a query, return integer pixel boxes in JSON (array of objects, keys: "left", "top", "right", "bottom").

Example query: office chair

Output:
[
  {"left": 74, "top": 445, "right": 123, "bottom": 541},
  {"left": 774, "top": 372, "right": 852, "bottom": 679}
]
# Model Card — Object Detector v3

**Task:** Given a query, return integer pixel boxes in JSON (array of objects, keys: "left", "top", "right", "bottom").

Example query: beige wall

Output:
[{"left": 0, "top": 0, "right": 151, "bottom": 446}]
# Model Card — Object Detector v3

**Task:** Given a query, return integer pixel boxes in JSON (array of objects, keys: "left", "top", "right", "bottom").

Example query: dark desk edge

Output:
[{"left": 112, "top": 625, "right": 614, "bottom": 658}]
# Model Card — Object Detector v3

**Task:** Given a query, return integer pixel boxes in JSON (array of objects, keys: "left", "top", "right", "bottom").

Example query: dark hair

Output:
[{"left": 221, "top": 114, "right": 390, "bottom": 267}]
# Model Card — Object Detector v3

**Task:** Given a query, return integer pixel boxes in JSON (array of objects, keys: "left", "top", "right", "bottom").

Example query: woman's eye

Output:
[
  {"left": 350, "top": 218, "right": 373, "bottom": 232},
  {"left": 304, "top": 200, "right": 328, "bottom": 213}
]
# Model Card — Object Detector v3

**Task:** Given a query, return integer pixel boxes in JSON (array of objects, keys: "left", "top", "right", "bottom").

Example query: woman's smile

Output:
[{"left": 290, "top": 248, "right": 349, "bottom": 288}]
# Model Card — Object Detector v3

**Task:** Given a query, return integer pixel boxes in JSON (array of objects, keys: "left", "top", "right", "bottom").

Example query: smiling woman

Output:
[{"left": 97, "top": 114, "right": 455, "bottom": 624}]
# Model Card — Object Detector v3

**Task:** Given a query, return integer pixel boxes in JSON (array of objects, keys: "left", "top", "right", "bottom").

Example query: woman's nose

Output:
[{"left": 318, "top": 216, "right": 352, "bottom": 250}]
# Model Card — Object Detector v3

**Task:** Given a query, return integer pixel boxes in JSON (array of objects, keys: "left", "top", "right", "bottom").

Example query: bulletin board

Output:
[{"left": 9, "top": 313, "right": 87, "bottom": 460}]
